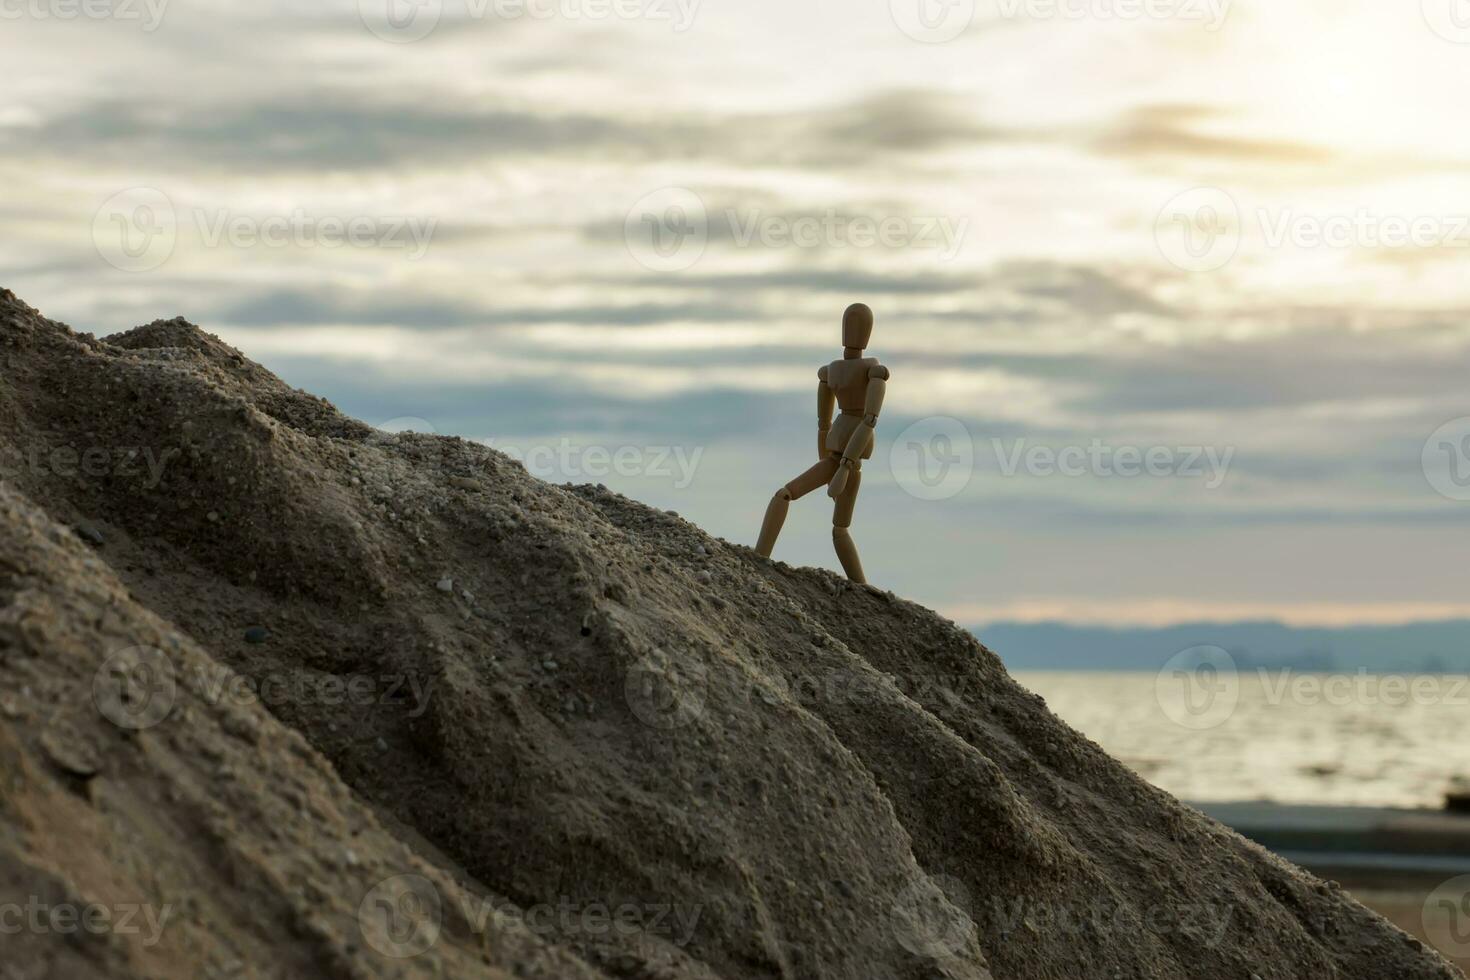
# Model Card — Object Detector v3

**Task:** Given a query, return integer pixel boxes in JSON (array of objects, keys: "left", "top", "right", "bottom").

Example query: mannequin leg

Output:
[
  {"left": 756, "top": 456, "right": 840, "bottom": 557},
  {"left": 831, "top": 465, "right": 865, "bottom": 583}
]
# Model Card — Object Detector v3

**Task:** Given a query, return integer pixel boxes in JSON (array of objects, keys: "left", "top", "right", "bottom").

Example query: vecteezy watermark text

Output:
[
  {"left": 469, "top": 895, "right": 702, "bottom": 948},
  {"left": 725, "top": 210, "right": 969, "bottom": 261},
  {"left": 623, "top": 188, "right": 969, "bottom": 271},
  {"left": 486, "top": 438, "right": 704, "bottom": 490},
  {"left": 0, "top": 898, "right": 172, "bottom": 947},
  {"left": 1157, "top": 186, "right": 1470, "bottom": 273},
  {"left": 994, "top": 0, "right": 1229, "bottom": 30},
  {"left": 358, "top": 0, "right": 700, "bottom": 44},
  {"left": 94, "top": 188, "right": 438, "bottom": 273},
  {"left": 93, "top": 645, "right": 435, "bottom": 733},
  {"left": 193, "top": 209, "right": 436, "bottom": 259},
  {"left": 1156, "top": 645, "right": 1470, "bottom": 731},
  {"left": 14, "top": 444, "right": 178, "bottom": 489},
  {"left": 993, "top": 438, "right": 1235, "bottom": 489},
  {"left": 193, "top": 666, "right": 434, "bottom": 718},
  {"left": 357, "top": 873, "right": 702, "bottom": 960},
  {"left": 0, "top": 0, "right": 168, "bottom": 30},
  {"left": 986, "top": 896, "right": 1234, "bottom": 947}
]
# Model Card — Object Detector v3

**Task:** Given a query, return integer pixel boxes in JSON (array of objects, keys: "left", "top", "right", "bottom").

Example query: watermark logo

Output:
[
  {"left": 624, "top": 649, "right": 706, "bottom": 730},
  {"left": 625, "top": 187, "right": 708, "bottom": 272},
  {"left": 93, "top": 187, "right": 176, "bottom": 273},
  {"left": 1423, "top": 0, "right": 1470, "bottom": 43},
  {"left": 890, "top": 0, "right": 975, "bottom": 43},
  {"left": 93, "top": 645, "right": 177, "bottom": 730},
  {"left": 1155, "top": 186, "right": 1239, "bottom": 273},
  {"left": 890, "top": 416, "right": 975, "bottom": 501},
  {"left": 1423, "top": 417, "right": 1470, "bottom": 501},
  {"left": 358, "top": 874, "right": 443, "bottom": 958},
  {"left": 1423, "top": 874, "right": 1470, "bottom": 957},
  {"left": 891, "top": 873, "right": 977, "bottom": 960},
  {"left": 1155, "top": 645, "right": 1238, "bottom": 730},
  {"left": 359, "top": 0, "right": 442, "bottom": 42}
]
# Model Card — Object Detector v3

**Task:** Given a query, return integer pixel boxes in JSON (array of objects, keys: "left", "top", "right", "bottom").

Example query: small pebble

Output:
[
  {"left": 206, "top": 511, "right": 219, "bottom": 522},
  {"left": 40, "top": 730, "right": 99, "bottom": 780},
  {"left": 244, "top": 627, "right": 270, "bottom": 644},
  {"left": 436, "top": 577, "right": 454, "bottom": 593},
  {"left": 74, "top": 523, "right": 105, "bottom": 547}
]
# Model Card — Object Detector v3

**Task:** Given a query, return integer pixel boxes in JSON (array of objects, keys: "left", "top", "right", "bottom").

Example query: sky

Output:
[{"left": 4, "top": 0, "right": 1470, "bottom": 628}]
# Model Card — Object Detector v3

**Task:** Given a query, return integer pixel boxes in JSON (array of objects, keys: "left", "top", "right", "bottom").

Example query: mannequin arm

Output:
[
  {"left": 828, "top": 365, "right": 889, "bottom": 497},
  {"left": 840, "top": 368, "right": 887, "bottom": 462},
  {"left": 817, "top": 365, "right": 834, "bottom": 458}
]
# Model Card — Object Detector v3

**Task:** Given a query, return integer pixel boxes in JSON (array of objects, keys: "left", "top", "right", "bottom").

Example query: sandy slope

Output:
[{"left": 0, "top": 288, "right": 1459, "bottom": 979}]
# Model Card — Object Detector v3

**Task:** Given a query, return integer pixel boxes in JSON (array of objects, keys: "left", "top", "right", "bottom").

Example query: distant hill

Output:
[{"left": 978, "top": 620, "right": 1470, "bottom": 674}]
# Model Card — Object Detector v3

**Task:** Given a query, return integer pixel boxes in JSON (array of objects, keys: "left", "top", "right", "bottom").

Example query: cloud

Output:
[
  {"left": 212, "top": 288, "right": 761, "bottom": 329},
  {"left": 793, "top": 89, "right": 1003, "bottom": 162},
  {"left": 29, "top": 98, "right": 647, "bottom": 169},
  {"left": 1089, "top": 103, "right": 1335, "bottom": 164},
  {"left": 22, "top": 87, "right": 1005, "bottom": 173},
  {"left": 1056, "top": 321, "right": 1470, "bottom": 416}
]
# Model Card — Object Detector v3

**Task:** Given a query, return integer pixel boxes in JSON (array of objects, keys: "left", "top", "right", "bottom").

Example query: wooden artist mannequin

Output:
[{"left": 755, "top": 303, "right": 888, "bottom": 583}]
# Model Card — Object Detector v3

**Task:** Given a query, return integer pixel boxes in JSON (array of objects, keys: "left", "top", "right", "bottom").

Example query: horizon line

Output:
[{"left": 945, "top": 600, "right": 1470, "bottom": 631}]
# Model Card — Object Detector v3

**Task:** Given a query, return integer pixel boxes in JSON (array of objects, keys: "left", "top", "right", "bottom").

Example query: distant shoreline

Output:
[{"left": 978, "top": 619, "right": 1470, "bottom": 674}]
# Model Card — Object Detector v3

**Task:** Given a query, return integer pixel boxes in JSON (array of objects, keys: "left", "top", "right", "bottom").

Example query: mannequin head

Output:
[{"left": 842, "top": 302, "right": 873, "bottom": 355}]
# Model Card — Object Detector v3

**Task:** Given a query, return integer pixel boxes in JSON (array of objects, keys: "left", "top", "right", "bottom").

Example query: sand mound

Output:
[{"left": 0, "top": 288, "right": 1458, "bottom": 979}]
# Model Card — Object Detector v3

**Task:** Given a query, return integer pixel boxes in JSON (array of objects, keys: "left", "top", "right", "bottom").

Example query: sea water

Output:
[{"left": 1014, "top": 670, "right": 1470, "bottom": 808}]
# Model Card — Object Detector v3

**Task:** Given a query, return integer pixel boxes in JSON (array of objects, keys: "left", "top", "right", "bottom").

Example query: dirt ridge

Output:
[{"left": 0, "top": 288, "right": 1458, "bottom": 979}]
